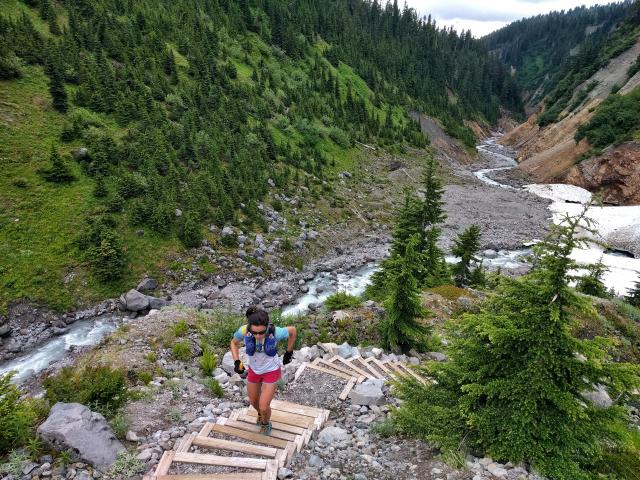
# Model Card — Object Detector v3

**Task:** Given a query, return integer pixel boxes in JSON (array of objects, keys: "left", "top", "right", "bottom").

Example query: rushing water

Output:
[
  {"left": 476, "top": 138, "right": 640, "bottom": 296},
  {"left": 0, "top": 315, "right": 119, "bottom": 383}
]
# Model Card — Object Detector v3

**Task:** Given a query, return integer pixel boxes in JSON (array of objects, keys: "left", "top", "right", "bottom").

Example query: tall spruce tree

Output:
[
  {"left": 626, "top": 274, "right": 640, "bottom": 307},
  {"left": 379, "top": 235, "right": 430, "bottom": 353},
  {"left": 392, "top": 210, "right": 639, "bottom": 479},
  {"left": 41, "top": 145, "right": 74, "bottom": 183},
  {"left": 419, "top": 155, "right": 447, "bottom": 286},
  {"left": 451, "top": 224, "right": 481, "bottom": 287},
  {"left": 48, "top": 66, "right": 67, "bottom": 113}
]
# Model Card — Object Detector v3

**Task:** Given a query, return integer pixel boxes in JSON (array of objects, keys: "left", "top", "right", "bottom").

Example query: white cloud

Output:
[{"left": 405, "top": 0, "right": 620, "bottom": 37}]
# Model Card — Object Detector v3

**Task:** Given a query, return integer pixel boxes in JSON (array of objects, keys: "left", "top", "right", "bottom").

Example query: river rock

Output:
[
  {"left": 337, "top": 342, "right": 357, "bottom": 359},
  {"left": 0, "top": 323, "right": 11, "bottom": 337},
  {"left": 317, "top": 426, "right": 349, "bottom": 444},
  {"left": 137, "top": 278, "right": 158, "bottom": 292},
  {"left": 582, "top": 384, "right": 613, "bottom": 408},
  {"left": 148, "top": 296, "right": 169, "bottom": 309},
  {"left": 349, "top": 378, "right": 385, "bottom": 406},
  {"left": 122, "top": 289, "right": 149, "bottom": 311},
  {"left": 37, "top": 403, "right": 125, "bottom": 470}
]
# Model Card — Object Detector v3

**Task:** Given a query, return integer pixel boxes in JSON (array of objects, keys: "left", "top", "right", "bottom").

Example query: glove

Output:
[
  {"left": 234, "top": 359, "right": 245, "bottom": 374},
  {"left": 283, "top": 350, "right": 294, "bottom": 365}
]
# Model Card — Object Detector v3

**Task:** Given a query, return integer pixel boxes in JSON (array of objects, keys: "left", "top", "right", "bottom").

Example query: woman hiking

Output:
[{"left": 230, "top": 306, "right": 296, "bottom": 435}]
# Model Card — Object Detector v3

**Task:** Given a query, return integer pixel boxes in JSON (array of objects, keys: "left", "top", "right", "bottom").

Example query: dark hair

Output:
[{"left": 245, "top": 306, "right": 269, "bottom": 327}]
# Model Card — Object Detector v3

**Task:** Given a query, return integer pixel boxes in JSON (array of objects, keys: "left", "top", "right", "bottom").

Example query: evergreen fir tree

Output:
[
  {"left": 48, "top": 67, "right": 67, "bottom": 113},
  {"left": 451, "top": 224, "right": 481, "bottom": 287},
  {"left": 90, "top": 228, "right": 126, "bottom": 282},
  {"left": 379, "top": 235, "right": 430, "bottom": 353},
  {"left": 625, "top": 274, "right": 640, "bottom": 307},
  {"left": 392, "top": 209, "right": 639, "bottom": 479},
  {"left": 41, "top": 145, "right": 74, "bottom": 183},
  {"left": 178, "top": 213, "right": 203, "bottom": 248},
  {"left": 418, "top": 155, "right": 447, "bottom": 285},
  {"left": 575, "top": 258, "right": 609, "bottom": 298}
]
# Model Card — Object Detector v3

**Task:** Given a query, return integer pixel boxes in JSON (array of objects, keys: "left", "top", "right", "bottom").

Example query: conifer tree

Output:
[
  {"left": 90, "top": 229, "right": 126, "bottom": 282},
  {"left": 575, "top": 258, "right": 609, "bottom": 298},
  {"left": 626, "top": 274, "right": 640, "bottom": 307},
  {"left": 178, "top": 213, "right": 203, "bottom": 248},
  {"left": 48, "top": 66, "right": 67, "bottom": 113},
  {"left": 379, "top": 235, "right": 430, "bottom": 353},
  {"left": 392, "top": 209, "right": 639, "bottom": 479},
  {"left": 41, "top": 145, "right": 74, "bottom": 183},
  {"left": 419, "top": 155, "right": 447, "bottom": 286},
  {"left": 451, "top": 224, "right": 481, "bottom": 287}
]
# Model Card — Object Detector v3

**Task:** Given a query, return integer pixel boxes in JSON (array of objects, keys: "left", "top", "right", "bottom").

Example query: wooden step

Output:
[
  {"left": 236, "top": 412, "right": 306, "bottom": 435},
  {"left": 192, "top": 436, "right": 278, "bottom": 457},
  {"left": 147, "top": 472, "right": 264, "bottom": 480},
  {"left": 221, "top": 418, "right": 297, "bottom": 442},
  {"left": 246, "top": 406, "right": 316, "bottom": 428},
  {"left": 270, "top": 399, "right": 326, "bottom": 417},
  {"left": 211, "top": 423, "right": 289, "bottom": 449},
  {"left": 172, "top": 452, "right": 267, "bottom": 469}
]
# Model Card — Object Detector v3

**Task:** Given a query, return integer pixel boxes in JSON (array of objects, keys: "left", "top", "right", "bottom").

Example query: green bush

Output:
[
  {"left": 172, "top": 319, "right": 189, "bottom": 337},
  {"left": 197, "top": 311, "right": 244, "bottom": 350},
  {"left": 199, "top": 348, "right": 217, "bottom": 376},
  {"left": 220, "top": 235, "right": 238, "bottom": 248},
  {"left": 0, "top": 52, "right": 22, "bottom": 80},
  {"left": 137, "top": 370, "right": 153, "bottom": 385},
  {"left": 109, "top": 412, "right": 129, "bottom": 439},
  {"left": 0, "top": 373, "right": 45, "bottom": 455},
  {"left": 172, "top": 341, "right": 192, "bottom": 361},
  {"left": 202, "top": 378, "right": 224, "bottom": 398},
  {"left": 107, "top": 451, "right": 145, "bottom": 478},
  {"left": 43, "top": 365, "right": 128, "bottom": 418},
  {"left": 324, "top": 291, "right": 363, "bottom": 311}
]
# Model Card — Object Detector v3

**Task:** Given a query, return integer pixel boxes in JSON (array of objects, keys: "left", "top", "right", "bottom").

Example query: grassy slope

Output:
[{"left": 0, "top": 2, "right": 419, "bottom": 313}]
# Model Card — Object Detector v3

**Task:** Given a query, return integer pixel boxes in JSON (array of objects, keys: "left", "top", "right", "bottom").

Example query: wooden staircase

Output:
[{"left": 143, "top": 399, "right": 329, "bottom": 480}]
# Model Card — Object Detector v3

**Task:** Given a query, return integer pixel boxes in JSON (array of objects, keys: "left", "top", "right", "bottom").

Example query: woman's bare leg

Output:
[
  {"left": 258, "top": 382, "right": 277, "bottom": 424},
  {"left": 247, "top": 381, "right": 261, "bottom": 415}
]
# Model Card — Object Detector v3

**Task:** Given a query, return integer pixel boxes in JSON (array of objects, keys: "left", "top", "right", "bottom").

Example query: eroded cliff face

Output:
[
  {"left": 500, "top": 38, "right": 640, "bottom": 203},
  {"left": 566, "top": 142, "right": 640, "bottom": 205}
]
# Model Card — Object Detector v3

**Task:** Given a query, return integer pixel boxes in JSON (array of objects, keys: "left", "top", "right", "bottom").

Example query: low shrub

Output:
[
  {"left": 202, "top": 378, "right": 224, "bottom": 398},
  {"left": 43, "top": 365, "right": 128, "bottom": 418},
  {"left": 199, "top": 348, "right": 217, "bottom": 376},
  {"left": 107, "top": 450, "right": 145, "bottom": 478},
  {"left": 172, "top": 319, "right": 189, "bottom": 337},
  {"left": 427, "top": 284, "right": 467, "bottom": 300},
  {"left": 197, "top": 311, "right": 244, "bottom": 350},
  {"left": 172, "top": 341, "right": 192, "bottom": 361},
  {"left": 324, "top": 291, "right": 363, "bottom": 311}
]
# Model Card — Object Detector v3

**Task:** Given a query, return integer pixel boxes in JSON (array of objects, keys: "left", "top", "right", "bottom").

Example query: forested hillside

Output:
[
  {"left": 485, "top": 1, "right": 633, "bottom": 105},
  {"left": 0, "top": 0, "right": 521, "bottom": 311}
]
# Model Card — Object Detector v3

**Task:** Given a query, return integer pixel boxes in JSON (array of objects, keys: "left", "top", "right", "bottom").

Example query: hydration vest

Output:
[{"left": 244, "top": 324, "right": 277, "bottom": 357}]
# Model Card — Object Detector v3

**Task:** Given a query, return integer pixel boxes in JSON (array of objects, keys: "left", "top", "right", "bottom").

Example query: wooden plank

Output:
[
  {"left": 198, "top": 422, "right": 214, "bottom": 438},
  {"left": 173, "top": 452, "right": 267, "bottom": 470},
  {"left": 270, "top": 399, "right": 324, "bottom": 417},
  {"left": 293, "top": 363, "right": 307, "bottom": 382},
  {"left": 306, "top": 363, "right": 354, "bottom": 381},
  {"left": 263, "top": 459, "right": 278, "bottom": 480},
  {"left": 370, "top": 357, "right": 396, "bottom": 378},
  {"left": 339, "top": 376, "right": 357, "bottom": 401},
  {"left": 275, "top": 448, "right": 287, "bottom": 468},
  {"left": 284, "top": 441, "right": 296, "bottom": 464},
  {"left": 293, "top": 434, "right": 304, "bottom": 452},
  {"left": 237, "top": 413, "right": 306, "bottom": 435},
  {"left": 247, "top": 406, "right": 316, "bottom": 428},
  {"left": 318, "top": 358, "right": 362, "bottom": 379},
  {"left": 157, "top": 474, "right": 262, "bottom": 480},
  {"left": 192, "top": 436, "right": 278, "bottom": 457},
  {"left": 176, "top": 432, "right": 196, "bottom": 453},
  {"left": 331, "top": 356, "right": 376, "bottom": 380},
  {"left": 385, "top": 361, "right": 405, "bottom": 375},
  {"left": 394, "top": 362, "right": 428, "bottom": 384},
  {"left": 212, "top": 423, "right": 290, "bottom": 448},
  {"left": 229, "top": 410, "right": 240, "bottom": 421},
  {"left": 154, "top": 451, "right": 175, "bottom": 476},
  {"left": 352, "top": 357, "right": 385, "bottom": 379},
  {"left": 224, "top": 418, "right": 297, "bottom": 442}
]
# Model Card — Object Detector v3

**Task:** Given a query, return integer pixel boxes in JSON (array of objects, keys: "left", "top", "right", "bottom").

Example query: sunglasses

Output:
[{"left": 249, "top": 328, "right": 267, "bottom": 335}]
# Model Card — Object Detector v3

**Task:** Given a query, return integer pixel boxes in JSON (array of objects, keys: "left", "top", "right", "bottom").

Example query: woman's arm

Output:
[
  {"left": 230, "top": 337, "right": 241, "bottom": 360},
  {"left": 286, "top": 326, "right": 297, "bottom": 352}
]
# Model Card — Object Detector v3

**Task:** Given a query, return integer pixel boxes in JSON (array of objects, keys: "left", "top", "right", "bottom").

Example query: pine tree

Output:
[
  {"left": 626, "top": 274, "right": 640, "bottom": 307},
  {"left": 451, "top": 224, "right": 481, "bottom": 287},
  {"left": 419, "top": 155, "right": 447, "bottom": 286},
  {"left": 178, "top": 213, "right": 203, "bottom": 248},
  {"left": 90, "top": 228, "right": 126, "bottom": 282},
  {"left": 575, "top": 258, "right": 609, "bottom": 298},
  {"left": 41, "top": 146, "right": 74, "bottom": 183},
  {"left": 49, "top": 67, "right": 67, "bottom": 113},
  {"left": 379, "top": 235, "right": 430, "bottom": 353},
  {"left": 392, "top": 209, "right": 640, "bottom": 479}
]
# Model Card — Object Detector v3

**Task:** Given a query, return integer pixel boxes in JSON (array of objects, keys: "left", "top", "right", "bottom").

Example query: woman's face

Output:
[{"left": 249, "top": 326, "right": 267, "bottom": 339}]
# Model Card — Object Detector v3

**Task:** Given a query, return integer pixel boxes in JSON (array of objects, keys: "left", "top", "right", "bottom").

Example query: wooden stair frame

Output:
[{"left": 143, "top": 400, "right": 329, "bottom": 480}]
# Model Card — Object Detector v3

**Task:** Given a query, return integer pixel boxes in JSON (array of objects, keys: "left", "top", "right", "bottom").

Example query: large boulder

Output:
[
  {"left": 136, "top": 277, "right": 158, "bottom": 292},
  {"left": 605, "top": 224, "right": 640, "bottom": 258},
  {"left": 121, "top": 289, "right": 149, "bottom": 312},
  {"left": 349, "top": 378, "right": 385, "bottom": 406},
  {"left": 317, "top": 426, "right": 349, "bottom": 444},
  {"left": 582, "top": 384, "right": 613, "bottom": 408},
  {"left": 37, "top": 403, "right": 125, "bottom": 470}
]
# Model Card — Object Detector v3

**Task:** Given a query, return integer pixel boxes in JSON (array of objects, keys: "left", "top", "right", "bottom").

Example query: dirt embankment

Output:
[{"left": 500, "top": 37, "right": 640, "bottom": 202}]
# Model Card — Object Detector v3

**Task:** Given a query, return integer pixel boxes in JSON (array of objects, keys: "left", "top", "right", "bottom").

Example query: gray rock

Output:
[
  {"left": 37, "top": 403, "right": 124, "bottom": 470},
  {"left": 7, "top": 339, "right": 21, "bottom": 353},
  {"left": 122, "top": 289, "right": 149, "bottom": 312},
  {"left": 72, "top": 147, "right": 88, "bottom": 159},
  {"left": 582, "top": 384, "right": 613, "bottom": 408},
  {"left": 482, "top": 249, "right": 497, "bottom": 258},
  {"left": 308, "top": 454, "right": 325, "bottom": 468},
  {"left": 277, "top": 467, "right": 293, "bottom": 479},
  {"left": 317, "top": 426, "right": 349, "bottom": 444},
  {"left": 147, "top": 296, "right": 168, "bottom": 310},
  {"left": 337, "top": 342, "right": 356, "bottom": 359},
  {"left": 136, "top": 278, "right": 158, "bottom": 292},
  {"left": 349, "top": 378, "right": 385, "bottom": 406},
  {"left": 0, "top": 324, "right": 10, "bottom": 337},
  {"left": 427, "top": 352, "right": 448, "bottom": 362},
  {"left": 221, "top": 226, "right": 234, "bottom": 237},
  {"left": 175, "top": 208, "right": 183, "bottom": 217}
]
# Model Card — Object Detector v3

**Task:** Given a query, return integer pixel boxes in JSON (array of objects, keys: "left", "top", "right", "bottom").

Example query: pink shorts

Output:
[{"left": 247, "top": 367, "right": 281, "bottom": 384}]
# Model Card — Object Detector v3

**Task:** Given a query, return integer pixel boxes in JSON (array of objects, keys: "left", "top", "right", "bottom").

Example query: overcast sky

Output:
[{"left": 404, "top": 0, "right": 619, "bottom": 37}]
